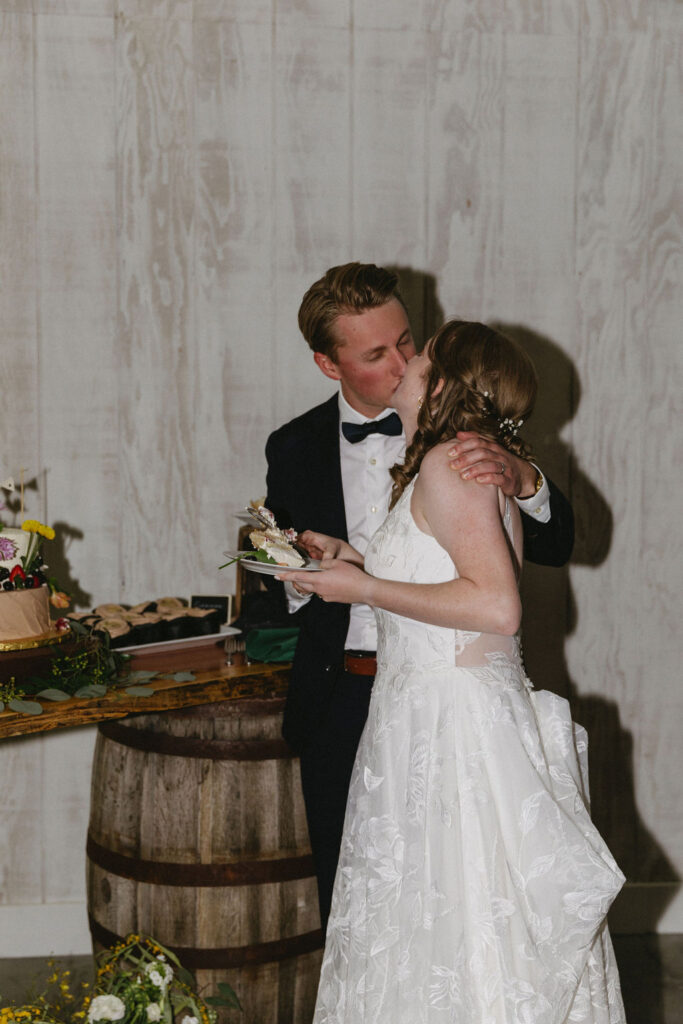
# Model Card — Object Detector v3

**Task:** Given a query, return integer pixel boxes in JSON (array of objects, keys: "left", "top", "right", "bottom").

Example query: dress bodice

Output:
[{"left": 365, "top": 476, "right": 524, "bottom": 683}]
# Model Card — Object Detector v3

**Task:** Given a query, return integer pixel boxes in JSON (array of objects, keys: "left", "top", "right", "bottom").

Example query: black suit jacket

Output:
[{"left": 266, "top": 393, "right": 574, "bottom": 751}]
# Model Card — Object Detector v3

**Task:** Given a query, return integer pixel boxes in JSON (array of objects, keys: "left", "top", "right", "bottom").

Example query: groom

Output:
[{"left": 265, "top": 262, "right": 574, "bottom": 928}]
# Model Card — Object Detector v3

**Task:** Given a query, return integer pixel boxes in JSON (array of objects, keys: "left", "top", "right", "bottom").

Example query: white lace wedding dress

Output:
[{"left": 313, "top": 479, "right": 626, "bottom": 1023}]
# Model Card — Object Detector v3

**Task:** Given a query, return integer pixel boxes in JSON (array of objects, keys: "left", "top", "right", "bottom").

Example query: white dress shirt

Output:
[
  {"left": 285, "top": 389, "right": 551, "bottom": 651},
  {"left": 338, "top": 393, "right": 406, "bottom": 651}
]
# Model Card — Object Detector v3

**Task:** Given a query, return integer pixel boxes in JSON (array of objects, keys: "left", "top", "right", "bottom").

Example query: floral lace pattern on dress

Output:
[{"left": 313, "top": 479, "right": 626, "bottom": 1024}]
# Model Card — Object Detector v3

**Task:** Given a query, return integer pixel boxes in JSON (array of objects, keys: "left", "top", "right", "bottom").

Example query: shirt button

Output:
[
  {"left": 371, "top": 506, "right": 377, "bottom": 514},
  {"left": 369, "top": 457, "right": 377, "bottom": 465},
  {"left": 535, "top": 509, "right": 541, "bottom": 515}
]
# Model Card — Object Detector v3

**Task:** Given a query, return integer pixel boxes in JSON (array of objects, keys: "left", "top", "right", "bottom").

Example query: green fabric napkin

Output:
[{"left": 245, "top": 627, "right": 300, "bottom": 663}]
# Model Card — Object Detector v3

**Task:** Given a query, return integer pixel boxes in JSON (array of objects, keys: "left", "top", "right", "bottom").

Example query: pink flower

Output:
[
  {"left": 0, "top": 536, "right": 17, "bottom": 560},
  {"left": 50, "top": 590, "right": 71, "bottom": 609}
]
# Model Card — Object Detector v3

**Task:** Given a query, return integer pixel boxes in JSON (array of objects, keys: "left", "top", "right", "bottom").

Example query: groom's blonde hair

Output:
[{"left": 298, "top": 262, "right": 405, "bottom": 360}]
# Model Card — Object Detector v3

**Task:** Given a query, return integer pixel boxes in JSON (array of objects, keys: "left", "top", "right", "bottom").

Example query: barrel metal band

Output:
[
  {"left": 88, "top": 915, "right": 324, "bottom": 969},
  {"left": 98, "top": 718, "right": 293, "bottom": 760},
  {"left": 167, "top": 697, "right": 286, "bottom": 719},
  {"left": 87, "top": 834, "right": 314, "bottom": 886}
]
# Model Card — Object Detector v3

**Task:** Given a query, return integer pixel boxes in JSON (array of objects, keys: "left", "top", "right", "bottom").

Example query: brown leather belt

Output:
[{"left": 343, "top": 651, "right": 377, "bottom": 676}]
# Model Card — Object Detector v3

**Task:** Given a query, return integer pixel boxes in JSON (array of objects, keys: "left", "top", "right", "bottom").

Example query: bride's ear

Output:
[{"left": 431, "top": 377, "right": 444, "bottom": 398}]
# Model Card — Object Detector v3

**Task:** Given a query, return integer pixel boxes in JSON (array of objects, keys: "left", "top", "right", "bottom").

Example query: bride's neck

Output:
[{"left": 400, "top": 416, "right": 417, "bottom": 445}]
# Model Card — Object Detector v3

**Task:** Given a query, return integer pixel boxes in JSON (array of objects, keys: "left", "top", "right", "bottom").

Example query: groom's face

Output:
[{"left": 313, "top": 298, "right": 416, "bottom": 418}]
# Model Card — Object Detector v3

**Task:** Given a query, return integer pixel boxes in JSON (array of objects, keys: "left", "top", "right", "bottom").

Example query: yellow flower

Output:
[{"left": 21, "top": 520, "right": 54, "bottom": 540}]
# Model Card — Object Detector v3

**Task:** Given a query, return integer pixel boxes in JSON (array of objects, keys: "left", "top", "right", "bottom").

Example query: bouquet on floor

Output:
[{"left": 0, "top": 935, "right": 239, "bottom": 1024}]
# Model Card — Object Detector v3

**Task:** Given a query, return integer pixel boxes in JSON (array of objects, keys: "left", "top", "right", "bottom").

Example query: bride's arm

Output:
[{"left": 280, "top": 448, "right": 521, "bottom": 636}]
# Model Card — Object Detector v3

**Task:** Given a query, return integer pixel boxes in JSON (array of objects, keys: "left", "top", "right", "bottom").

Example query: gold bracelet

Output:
[{"left": 519, "top": 468, "right": 543, "bottom": 500}]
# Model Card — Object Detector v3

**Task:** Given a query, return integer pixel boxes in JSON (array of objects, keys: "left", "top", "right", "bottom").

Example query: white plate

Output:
[
  {"left": 223, "top": 550, "right": 322, "bottom": 575},
  {"left": 120, "top": 624, "right": 242, "bottom": 654}
]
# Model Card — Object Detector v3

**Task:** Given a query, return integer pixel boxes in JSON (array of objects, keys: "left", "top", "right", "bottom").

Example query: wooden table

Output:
[{"left": 0, "top": 639, "right": 291, "bottom": 740}]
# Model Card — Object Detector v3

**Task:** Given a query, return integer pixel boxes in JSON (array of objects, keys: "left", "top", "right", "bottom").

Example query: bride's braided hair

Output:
[{"left": 390, "top": 320, "right": 538, "bottom": 508}]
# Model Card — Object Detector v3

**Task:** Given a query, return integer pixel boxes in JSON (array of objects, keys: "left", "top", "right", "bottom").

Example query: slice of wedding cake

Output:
[{"left": 247, "top": 506, "right": 305, "bottom": 568}]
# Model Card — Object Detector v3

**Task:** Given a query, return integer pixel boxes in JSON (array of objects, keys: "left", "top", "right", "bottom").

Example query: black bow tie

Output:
[{"left": 341, "top": 412, "right": 403, "bottom": 444}]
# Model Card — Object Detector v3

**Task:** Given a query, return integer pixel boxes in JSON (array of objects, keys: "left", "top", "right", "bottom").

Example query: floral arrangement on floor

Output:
[{"left": 0, "top": 935, "right": 240, "bottom": 1024}]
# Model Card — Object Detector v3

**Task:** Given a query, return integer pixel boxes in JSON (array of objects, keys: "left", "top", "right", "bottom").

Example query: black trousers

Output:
[{"left": 299, "top": 669, "right": 374, "bottom": 932}]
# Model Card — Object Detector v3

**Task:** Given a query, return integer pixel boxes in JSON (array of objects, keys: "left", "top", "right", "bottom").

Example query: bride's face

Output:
[{"left": 392, "top": 346, "right": 432, "bottom": 418}]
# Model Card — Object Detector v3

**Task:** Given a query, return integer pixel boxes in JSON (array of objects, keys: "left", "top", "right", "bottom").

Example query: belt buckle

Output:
[{"left": 344, "top": 651, "right": 377, "bottom": 676}]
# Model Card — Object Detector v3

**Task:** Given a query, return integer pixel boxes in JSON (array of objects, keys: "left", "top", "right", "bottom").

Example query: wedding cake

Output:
[{"left": 0, "top": 521, "right": 68, "bottom": 647}]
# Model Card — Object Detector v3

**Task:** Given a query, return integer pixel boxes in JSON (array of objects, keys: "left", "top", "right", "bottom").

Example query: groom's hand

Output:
[{"left": 447, "top": 431, "right": 535, "bottom": 499}]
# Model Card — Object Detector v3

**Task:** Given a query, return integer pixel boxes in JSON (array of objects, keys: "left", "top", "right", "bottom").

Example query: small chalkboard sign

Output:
[{"left": 190, "top": 594, "right": 231, "bottom": 625}]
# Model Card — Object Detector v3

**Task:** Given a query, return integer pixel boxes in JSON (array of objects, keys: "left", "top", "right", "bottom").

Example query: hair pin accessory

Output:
[{"left": 499, "top": 417, "right": 524, "bottom": 436}]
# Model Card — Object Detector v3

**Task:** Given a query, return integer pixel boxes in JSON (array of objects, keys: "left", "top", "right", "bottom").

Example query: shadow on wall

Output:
[
  {"left": 497, "top": 324, "right": 677, "bottom": 1023},
  {"left": 387, "top": 265, "right": 444, "bottom": 351},
  {"left": 49, "top": 521, "right": 92, "bottom": 609}
]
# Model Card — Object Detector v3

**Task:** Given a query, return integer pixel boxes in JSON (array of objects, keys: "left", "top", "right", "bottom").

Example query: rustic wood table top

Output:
[{"left": 0, "top": 640, "right": 291, "bottom": 740}]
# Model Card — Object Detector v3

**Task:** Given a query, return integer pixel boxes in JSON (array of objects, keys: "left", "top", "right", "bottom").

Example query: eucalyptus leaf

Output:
[
  {"left": 8, "top": 699, "right": 43, "bottom": 716},
  {"left": 37, "top": 688, "right": 72, "bottom": 702},
  {"left": 204, "top": 982, "right": 242, "bottom": 1009},
  {"left": 171, "top": 672, "right": 195, "bottom": 682},
  {"left": 74, "top": 683, "right": 108, "bottom": 698},
  {"left": 175, "top": 966, "right": 196, "bottom": 988},
  {"left": 124, "top": 685, "right": 156, "bottom": 696},
  {"left": 219, "top": 547, "right": 276, "bottom": 570},
  {"left": 0, "top": 701, "right": 5, "bottom": 713},
  {"left": 126, "top": 670, "right": 159, "bottom": 682}
]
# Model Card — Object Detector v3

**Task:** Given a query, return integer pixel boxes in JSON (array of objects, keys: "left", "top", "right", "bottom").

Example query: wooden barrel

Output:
[{"left": 86, "top": 698, "right": 323, "bottom": 1024}]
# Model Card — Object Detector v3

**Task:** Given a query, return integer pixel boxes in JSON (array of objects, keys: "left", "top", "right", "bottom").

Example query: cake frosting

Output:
[
  {"left": 248, "top": 506, "right": 305, "bottom": 567},
  {"left": 0, "top": 586, "right": 51, "bottom": 642}
]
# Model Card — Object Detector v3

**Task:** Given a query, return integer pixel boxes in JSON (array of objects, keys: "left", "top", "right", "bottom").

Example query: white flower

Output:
[
  {"left": 145, "top": 962, "right": 167, "bottom": 987},
  {"left": 88, "top": 995, "right": 126, "bottom": 1022},
  {"left": 146, "top": 1004, "right": 162, "bottom": 1022},
  {"left": 181, "top": 1016, "right": 199, "bottom": 1024}
]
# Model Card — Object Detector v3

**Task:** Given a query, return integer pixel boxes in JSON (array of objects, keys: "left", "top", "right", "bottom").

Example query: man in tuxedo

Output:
[{"left": 265, "top": 262, "right": 574, "bottom": 929}]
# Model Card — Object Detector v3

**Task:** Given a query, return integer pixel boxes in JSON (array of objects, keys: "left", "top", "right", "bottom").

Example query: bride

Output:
[{"left": 280, "top": 320, "right": 626, "bottom": 1024}]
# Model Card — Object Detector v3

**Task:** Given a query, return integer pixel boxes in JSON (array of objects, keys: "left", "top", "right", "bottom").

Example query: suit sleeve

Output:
[
  {"left": 265, "top": 430, "right": 297, "bottom": 530},
  {"left": 521, "top": 477, "right": 574, "bottom": 567}
]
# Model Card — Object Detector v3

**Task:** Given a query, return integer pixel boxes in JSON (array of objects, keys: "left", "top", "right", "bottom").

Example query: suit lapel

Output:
[{"left": 313, "top": 394, "right": 348, "bottom": 542}]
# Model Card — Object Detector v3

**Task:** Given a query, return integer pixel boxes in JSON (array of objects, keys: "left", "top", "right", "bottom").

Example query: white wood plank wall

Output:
[{"left": 0, "top": 0, "right": 680, "bottom": 956}]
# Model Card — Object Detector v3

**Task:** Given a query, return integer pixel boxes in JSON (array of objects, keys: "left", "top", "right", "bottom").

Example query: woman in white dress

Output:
[{"left": 282, "top": 321, "right": 626, "bottom": 1024}]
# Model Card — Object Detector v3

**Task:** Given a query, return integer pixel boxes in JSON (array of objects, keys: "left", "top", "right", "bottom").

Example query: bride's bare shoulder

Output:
[{"left": 417, "top": 442, "right": 496, "bottom": 506}]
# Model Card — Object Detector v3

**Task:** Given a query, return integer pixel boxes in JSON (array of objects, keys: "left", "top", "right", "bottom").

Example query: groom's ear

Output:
[{"left": 314, "top": 351, "right": 342, "bottom": 382}]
